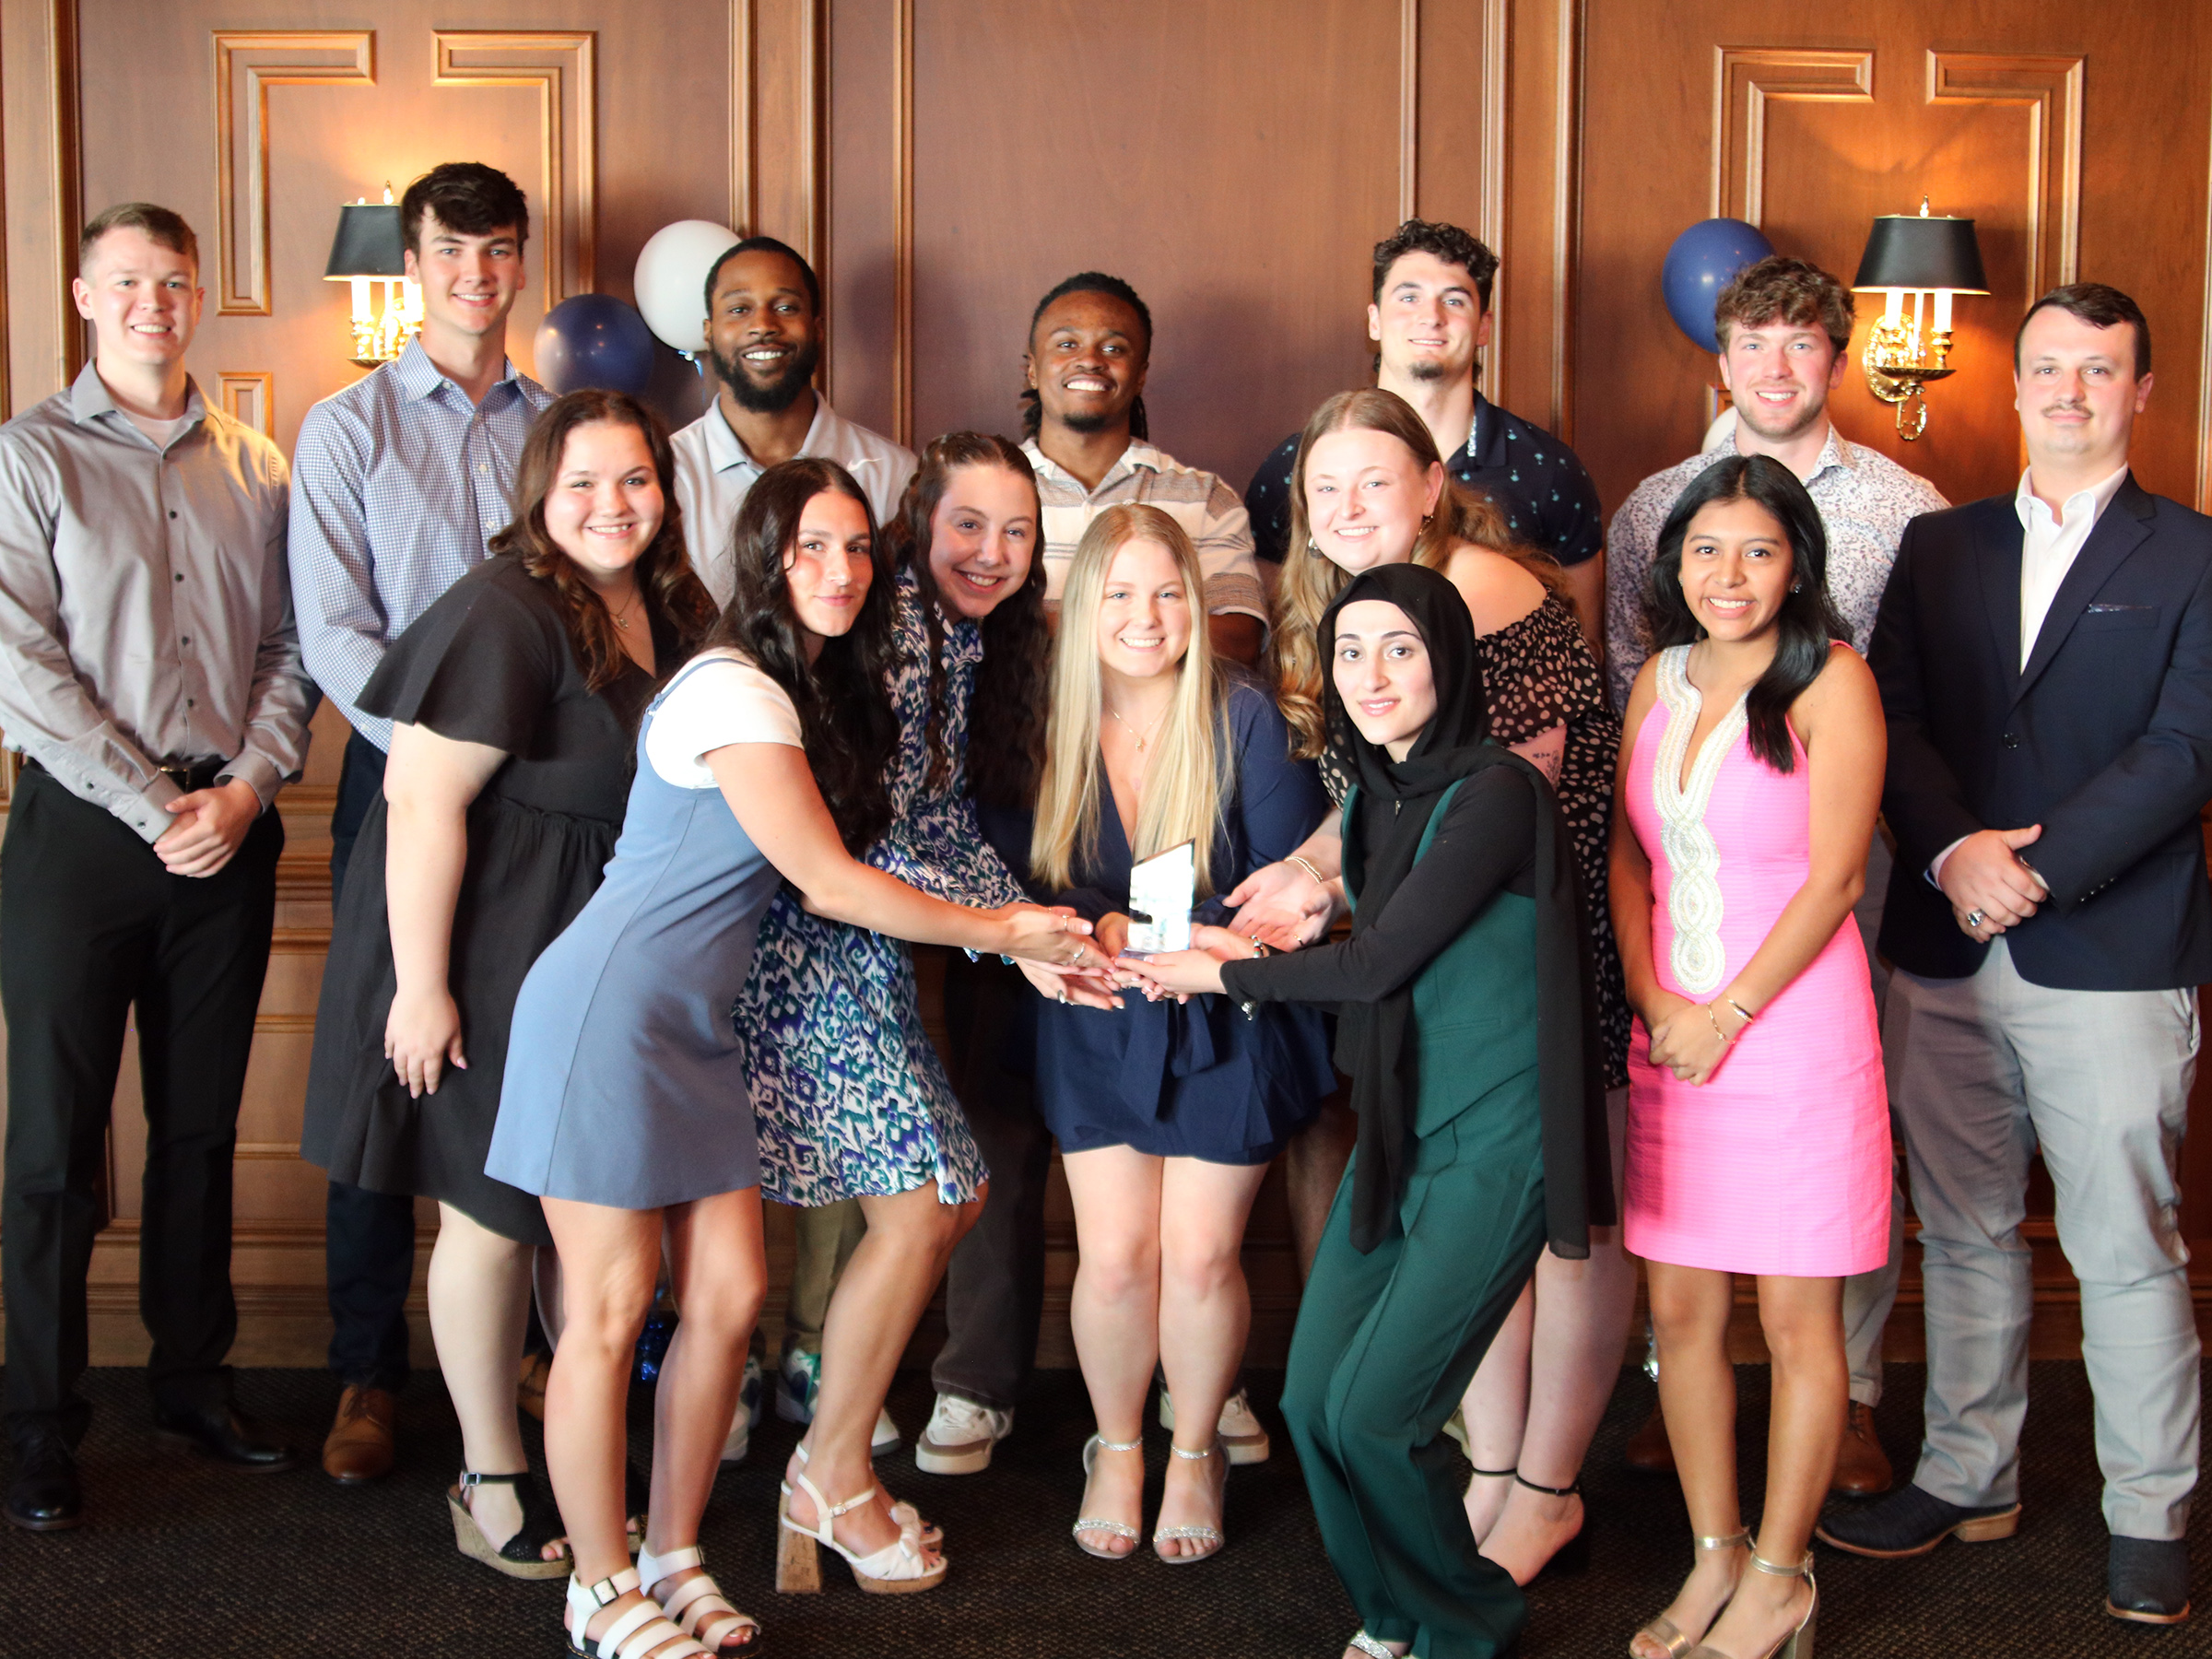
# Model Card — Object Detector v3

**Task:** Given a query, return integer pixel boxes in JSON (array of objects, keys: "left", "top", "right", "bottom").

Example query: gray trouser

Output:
[
  {"left": 1839, "top": 830, "right": 1904, "bottom": 1406},
  {"left": 1888, "top": 938, "right": 2200, "bottom": 1538}
]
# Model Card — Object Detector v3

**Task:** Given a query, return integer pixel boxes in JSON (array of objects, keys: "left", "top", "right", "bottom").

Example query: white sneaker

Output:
[
  {"left": 913, "top": 1393, "right": 1016, "bottom": 1475},
  {"left": 872, "top": 1406, "right": 902, "bottom": 1456},
  {"left": 1159, "top": 1386, "right": 1271, "bottom": 1465}
]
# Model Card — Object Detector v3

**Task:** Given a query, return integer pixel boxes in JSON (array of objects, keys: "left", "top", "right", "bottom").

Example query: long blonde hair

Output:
[
  {"left": 1271, "top": 386, "right": 1563, "bottom": 759},
  {"left": 1032, "top": 503, "right": 1228, "bottom": 895}
]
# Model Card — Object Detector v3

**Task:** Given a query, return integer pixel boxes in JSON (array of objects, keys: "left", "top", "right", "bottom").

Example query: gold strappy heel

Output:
[
  {"left": 1630, "top": 1526, "right": 1750, "bottom": 1658},
  {"left": 1685, "top": 1547, "right": 1816, "bottom": 1659}
]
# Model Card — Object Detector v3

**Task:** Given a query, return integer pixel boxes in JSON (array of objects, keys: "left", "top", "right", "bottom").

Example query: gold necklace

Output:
[
  {"left": 609, "top": 587, "right": 642, "bottom": 632},
  {"left": 1106, "top": 700, "right": 1169, "bottom": 752}
]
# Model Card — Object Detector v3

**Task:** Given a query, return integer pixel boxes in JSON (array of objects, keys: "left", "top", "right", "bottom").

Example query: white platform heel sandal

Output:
[
  {"left": 775, "top": 1466, "right": 946, "bottom": 1594},
  {"left": 635, "top": 1544, "right": 762, "bottom": 1653},
  {"left": 565, "top": 1567, "right": 709, "bottom": 1659}
]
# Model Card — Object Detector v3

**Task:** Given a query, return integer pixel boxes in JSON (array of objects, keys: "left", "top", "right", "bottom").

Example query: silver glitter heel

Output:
[
  {"left": 1152, "top": 1437, "right": 1227, "bottom": 1564},
  {"left": 1072, "top": 1433, "right": 1144, "bottom": 1559}
]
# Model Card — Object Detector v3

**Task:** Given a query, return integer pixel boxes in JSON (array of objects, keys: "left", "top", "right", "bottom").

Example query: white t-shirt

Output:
[
  {"left": 644, "top": 650, "right": 803, "bottom": 789},
  {"left": 124, "top": 409, "right": 194, "bottom": 450}
]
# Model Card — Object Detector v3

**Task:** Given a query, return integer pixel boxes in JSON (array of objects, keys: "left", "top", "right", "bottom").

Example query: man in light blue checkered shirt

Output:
[{"left": 287, "top": 163, "right": 549, "bottom": 1488}]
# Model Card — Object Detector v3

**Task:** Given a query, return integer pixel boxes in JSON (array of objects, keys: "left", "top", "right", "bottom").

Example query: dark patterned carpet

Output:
[{"left": 0, "top": 1361, "right": 2201, "bottom": 1656}]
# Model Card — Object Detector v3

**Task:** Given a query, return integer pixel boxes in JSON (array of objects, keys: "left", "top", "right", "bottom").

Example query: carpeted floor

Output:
[{"left": 0, "top": 1360, "right": 2201, "bottom": 1656}]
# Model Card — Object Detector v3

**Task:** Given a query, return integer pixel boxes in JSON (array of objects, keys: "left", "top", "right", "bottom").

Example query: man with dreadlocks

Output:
[{"left": 1018, "top": 272, "right": 1267, "bottom": 665}]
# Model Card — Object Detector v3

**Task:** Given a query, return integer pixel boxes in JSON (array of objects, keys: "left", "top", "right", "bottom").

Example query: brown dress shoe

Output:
[
  {"left": 517, "top": 1353, "right": 551, "bottom": 1424},
  {"left": 1830, "top": 1399, "right": 1893, "bottom": 1497},
  {"left": 322, "top": 1385, "right": 397, "bottom": 1484},
  {"left": 1624, "top": 1399, "right": 1676, "bottom": 1474}
]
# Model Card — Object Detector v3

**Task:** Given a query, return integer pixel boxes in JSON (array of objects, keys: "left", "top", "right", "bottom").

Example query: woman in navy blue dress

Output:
[{"left": 1030, "top": 503, "right": 1332, "bottom": 1564}]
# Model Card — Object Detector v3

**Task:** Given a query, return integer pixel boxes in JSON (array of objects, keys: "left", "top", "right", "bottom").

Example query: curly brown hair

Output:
[
  {"left": 705, "top": 457, "right": 900, "bottom": 853},
  {"left": 885, "top": 432, "right": 1051, "bottom": 809},
  {"left": 488, "top": 389, "right": 719, "bottom": 694},
  {"left": 1714, "top": 254, "right": 1855, "bottom": 356}
]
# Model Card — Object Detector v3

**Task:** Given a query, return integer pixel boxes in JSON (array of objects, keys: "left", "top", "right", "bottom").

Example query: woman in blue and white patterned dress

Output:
[{"left": 735, "top": 432, "right": 1053, "bottom": 1588}]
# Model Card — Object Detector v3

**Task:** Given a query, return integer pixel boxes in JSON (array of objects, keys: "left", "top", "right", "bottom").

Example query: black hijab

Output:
[{"left": 1323, "top": 564, "right": 1611, "bottom": 1256}]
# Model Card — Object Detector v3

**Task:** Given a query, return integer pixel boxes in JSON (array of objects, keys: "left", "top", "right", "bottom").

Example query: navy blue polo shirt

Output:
[{"left": 1242, "top": 391, "right": 1604, "bottom": 566}]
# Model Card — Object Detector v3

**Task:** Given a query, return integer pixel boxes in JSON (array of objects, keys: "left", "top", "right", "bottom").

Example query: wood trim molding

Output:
[
  {"left": 2200, "top": 66, "right": 2212, "bottom": 514},
  {"left": 1548, "top": 0, "right": 1582, "bottom": 439},
  {"left": 1926, "top": 51, "right": 2084, "bottom": 298},
  {"left": 889, "top": 0, "right": 914, "bottom": 447},
  {"left": 217, "top": 371, "right": 274, "bottom": 435},
  {"left": 1712, "top": 47, "right": 1875, "bottom": 225},
  {"left": 1477, "top": 0, "right": 1511, "bottom": 406},
  {"left": 52, "top": 0, "right": 83, "bottom": 383},
  {"left": 430, "top": 31, "right": 598, "bottom": 307},
  {"left": 211, "top": 31, "right": 376, "bottom": 318},
  {"left": 730, "top": 0, "right": 755, "bottom": 233},
  {"left": 1398, "top": 0, "right": 1420, "bottom": 221}
]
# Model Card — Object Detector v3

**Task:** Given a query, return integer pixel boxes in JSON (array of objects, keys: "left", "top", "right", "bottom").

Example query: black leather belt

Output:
[
  {"left": 20, "top": 755, "right": 227, "bottom": 791},
  {"left": 155, "top": 758, "right": 229, "bottom": 793}
]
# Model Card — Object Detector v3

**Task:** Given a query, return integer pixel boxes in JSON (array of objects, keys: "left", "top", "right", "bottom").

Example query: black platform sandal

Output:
[{"left": 449, "top": 1470, "right": 572, "bottom": 1580}]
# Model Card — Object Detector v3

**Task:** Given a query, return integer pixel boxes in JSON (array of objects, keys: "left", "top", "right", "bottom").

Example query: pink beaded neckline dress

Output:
[{"left": 1621, "top": 646, "right": 1889, "bottom": 1277}]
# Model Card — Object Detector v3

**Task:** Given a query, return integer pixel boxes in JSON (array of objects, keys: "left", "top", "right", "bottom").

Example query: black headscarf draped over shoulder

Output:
[{"left": 1321, "top": 563, "right": 1612, "bottom": 1257}]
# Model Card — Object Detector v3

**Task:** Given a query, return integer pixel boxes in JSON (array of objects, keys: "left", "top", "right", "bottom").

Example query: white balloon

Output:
[{"left": 634, "top": 219, "right": 740, "bottom": 354}]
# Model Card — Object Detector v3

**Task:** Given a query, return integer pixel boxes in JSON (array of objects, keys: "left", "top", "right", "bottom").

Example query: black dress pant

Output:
[
  {"left": 930, "top": 954, "right": 1053, "bottom": 1410},
  {"left": 323, "top": 731, "right": 416, "bottom": 1393},
  {"left": 1, "top": 762, "right": 281, "bottom": 1445}
]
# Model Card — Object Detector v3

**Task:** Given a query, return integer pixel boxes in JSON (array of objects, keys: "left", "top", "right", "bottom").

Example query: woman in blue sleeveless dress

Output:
[{"left": 486, "top": 459, "right": 1095, "bottom": 1659}]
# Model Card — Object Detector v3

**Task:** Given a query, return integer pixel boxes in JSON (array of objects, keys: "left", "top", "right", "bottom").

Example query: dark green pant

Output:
[{"left": 1283, "top": 1104, "right": 1547, "bottom": 1659}]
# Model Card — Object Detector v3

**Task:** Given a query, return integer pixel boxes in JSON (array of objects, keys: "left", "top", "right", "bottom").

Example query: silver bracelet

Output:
[{"left": 1286, "top": 853, "right": 1327, "bottom": 888}]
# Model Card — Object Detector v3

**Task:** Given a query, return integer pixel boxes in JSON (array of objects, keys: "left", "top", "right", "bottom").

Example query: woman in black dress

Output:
[{"left": 302, "top": 390, "right": 718, "bottom": 1586}]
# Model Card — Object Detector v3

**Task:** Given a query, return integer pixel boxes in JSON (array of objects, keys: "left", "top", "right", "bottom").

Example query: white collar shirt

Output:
[
  {"left": 2015, "top": 464, "right": 2131, "bottom": 669},
  {"left": 672, "top": 395, "right": 917, "bottom": 607}
]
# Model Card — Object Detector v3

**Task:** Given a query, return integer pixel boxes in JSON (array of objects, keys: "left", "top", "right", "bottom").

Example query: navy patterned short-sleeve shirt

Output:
[{"left": 1243, "top": 391, "right": 1605, "bottom": 566}]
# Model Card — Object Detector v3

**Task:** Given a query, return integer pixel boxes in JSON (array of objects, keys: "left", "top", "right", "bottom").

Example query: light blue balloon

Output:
[{"left": 1662, "top": 219, "right": 1777, "bottom": 353}]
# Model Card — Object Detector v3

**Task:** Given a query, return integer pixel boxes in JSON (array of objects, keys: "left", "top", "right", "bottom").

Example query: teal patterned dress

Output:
[{"left": 735, "top": 569, "right": 1022, "bottom": 1206}]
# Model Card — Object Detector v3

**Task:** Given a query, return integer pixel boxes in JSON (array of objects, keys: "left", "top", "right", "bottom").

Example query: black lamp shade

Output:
[
  {"left": 1852, "top": 215, "right": 1989, "bottom": 294},
  {"left": 324, "top": 203, "right": 407, "bottom": 279}
]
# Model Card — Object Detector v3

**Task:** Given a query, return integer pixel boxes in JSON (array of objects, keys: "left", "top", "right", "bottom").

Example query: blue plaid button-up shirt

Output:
[{"left": 288, "top": 336, "right": 551, "bottom": 748}]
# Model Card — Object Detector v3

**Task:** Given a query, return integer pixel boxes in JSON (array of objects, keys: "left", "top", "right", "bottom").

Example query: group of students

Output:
[{"left": 1, "top": 153, "right": 2205, "bottom": 1659}]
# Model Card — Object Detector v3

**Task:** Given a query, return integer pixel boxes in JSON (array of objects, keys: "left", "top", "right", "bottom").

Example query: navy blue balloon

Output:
[
  {"left": 533, "top": 294, "right": 657, "bottom": 395},
  {"left": 1661, "top": 219, "right": 1777, "bottom": 354}
]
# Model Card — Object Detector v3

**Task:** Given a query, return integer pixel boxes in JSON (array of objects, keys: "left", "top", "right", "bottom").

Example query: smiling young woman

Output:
[
  {"left": 301, "top": 389, "right": 718, "bottom": 1584},
  {"left": 1610, "top": 454, "right": 1889, "bottom": 1659}
]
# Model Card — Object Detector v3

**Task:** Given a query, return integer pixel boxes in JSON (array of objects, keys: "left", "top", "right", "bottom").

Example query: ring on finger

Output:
[{"left": 1966, "top": 908, "right": 1985, "bottom": 929}]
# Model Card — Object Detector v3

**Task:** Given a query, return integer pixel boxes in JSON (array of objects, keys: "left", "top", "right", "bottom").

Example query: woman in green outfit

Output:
[{"left": 1124, "top": 562, "right": 1610, "bottom": 1659}]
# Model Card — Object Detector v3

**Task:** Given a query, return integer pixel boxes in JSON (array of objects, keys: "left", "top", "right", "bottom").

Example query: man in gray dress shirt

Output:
[
  {"left": 0, "top": 204, "right": 313, "bottom": 1530},
  {"left": 288, "top": 162, "right": 550, "bottom": 1484}
]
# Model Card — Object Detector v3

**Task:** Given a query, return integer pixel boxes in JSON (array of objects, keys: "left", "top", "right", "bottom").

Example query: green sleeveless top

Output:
[{"left": 1344, "top": 779, "right": 1541, "bottom": 1136}]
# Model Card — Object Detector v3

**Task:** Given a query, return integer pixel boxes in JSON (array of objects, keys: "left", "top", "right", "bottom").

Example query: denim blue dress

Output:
[{"left": 487, "top": 653, "right": 791, "bottom": 1208}]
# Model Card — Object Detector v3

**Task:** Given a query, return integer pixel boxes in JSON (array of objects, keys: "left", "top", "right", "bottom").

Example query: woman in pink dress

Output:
[{"left": 1611, "top": 455, "right": 1888, "bottom": 1659}]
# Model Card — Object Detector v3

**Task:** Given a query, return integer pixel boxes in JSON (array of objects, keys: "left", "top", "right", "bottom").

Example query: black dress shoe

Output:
[
  {"left": 6, "top": 1428, "right": 83, "bottom": 1532},
  {"left": 1813, "top": 1481, "right": 2019, "bottom": 1558},
  {"left": 2108, "top": 1535, "right": 2191, "bottom": 1625},
  {"left": 154, "top": 1403, "right": 298, "bottom": 1473}
]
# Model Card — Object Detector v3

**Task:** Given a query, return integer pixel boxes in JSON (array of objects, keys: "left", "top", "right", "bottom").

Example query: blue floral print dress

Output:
[{"left": 735, "top": 569, "right": 1024, "bottom": 1206}]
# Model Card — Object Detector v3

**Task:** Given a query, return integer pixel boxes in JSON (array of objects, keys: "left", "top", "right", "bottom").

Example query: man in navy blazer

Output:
[{"left": 1820, "top": 284, "right": 2208, "bottom": 1626}]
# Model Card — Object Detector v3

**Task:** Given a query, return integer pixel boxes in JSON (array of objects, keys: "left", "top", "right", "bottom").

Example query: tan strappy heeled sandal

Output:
[
  {"left": 1684, "top": 1547, "right": 1817, "bottom": 1659},
  {"left": 1630, "top": 1526, "right": 1750, "bottom": 1658}
]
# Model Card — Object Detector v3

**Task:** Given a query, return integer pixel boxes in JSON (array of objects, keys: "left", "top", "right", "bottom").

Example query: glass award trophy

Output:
[{"left": 1124, "top": 839, "right": 1196, "bottom": 955}]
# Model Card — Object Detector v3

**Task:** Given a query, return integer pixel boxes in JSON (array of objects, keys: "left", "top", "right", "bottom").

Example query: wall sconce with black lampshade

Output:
[
  {"left": 324, "top": 186, "right": 423, "bottom": 368},
  {"left": 1851, "top": 199, "right": 1989, "bottom": 441}
]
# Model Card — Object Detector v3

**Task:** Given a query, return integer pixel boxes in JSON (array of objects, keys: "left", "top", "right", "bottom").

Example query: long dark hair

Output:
[
  {"left": 491, "top": 389, "right": 718, "bottom": 691},
  {"left": 704, "top": 457, "right": 899, "bottom": 851},
  {"left": 886, "top": 432, "right": 1051, "bottom": 807},
  {"left": 1647, "top": 453, "right": 1843, "bottom": 773},
  {"left": 1019, "top": 271, "right": 1151, "bottom": 441}
]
